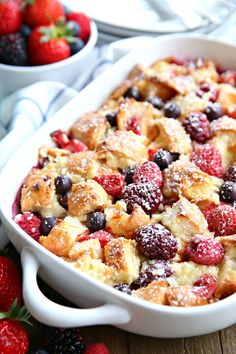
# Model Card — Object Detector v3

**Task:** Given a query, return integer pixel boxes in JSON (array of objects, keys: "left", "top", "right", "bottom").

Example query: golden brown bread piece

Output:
[
  {"left": 173, "top": 92, "right": 207, "bottom": 120},
  {"left": 21, "top": 168, "right": 65, "bottom": 217},
  {"left": 217, "top": 84, "right": 236, "bottom": 117},
  {"left": 68, "top": 239, "right": 102, "bottom": 261},
  {"left": 105, "top": 201, "right": 150, "bottom": 239},
  {"left": 70, "top": 112, "right": 109, "bottom": 150},
  {"left": 104, "top": 237, "right": 140, "bottom": 284},
  {"left": 189, "top": 59, "right": 219, "bottom": 84},
  {"left": 132, "top": 280, "right": 168, "bottom": 305},
  {"left": 97, "top": 130, "right": 147, "bottom": 169},
  {"left": 67, "top": 180, "right": 111, "bottom": 217},
  {"left": 166, "top": 286, "right": 208, "bottom": 307}
]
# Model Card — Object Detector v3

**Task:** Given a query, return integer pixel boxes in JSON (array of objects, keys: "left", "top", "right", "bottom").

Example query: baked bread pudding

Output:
[{"left": 14, "top": 57, "right": 236, "bottom": 307}]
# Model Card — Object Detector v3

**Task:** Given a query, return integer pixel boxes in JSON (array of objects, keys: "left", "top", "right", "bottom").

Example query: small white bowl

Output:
[{"left": 0, "top": 21, "right": 98, "bottom": 98}]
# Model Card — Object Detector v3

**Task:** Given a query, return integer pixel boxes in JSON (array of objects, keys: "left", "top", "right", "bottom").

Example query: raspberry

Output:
[
  {"left": 14, "top": 212, "right": 41, "bottom": 241},
  {"left": 50, "top": 130, "right": 69, "bottom": 147},
  {"left": 127, "top": 116, "right": 141, "bottom": 135},
  {"left": 183, "top": 112, "right": 210, "bottom": 143},
  {"left": 204, "top": 203, "right": 236, "bottom": 236},
  {"left": 193, "top": 274, "right": 217, "bottom": 299},
  {"left": 113, "top": 284, "right": 131, "bottom": 295},
  {"left": 135, "top": 223, "right": 177, "bottom": 260},
  {"left": 84, "top": 343, "right": 109, "bottom": 354},
  {"left": 191, "top": 144, "right": 223, "bottom": 178},
  {"left": 93, "top": 174, "right": 125, "bottom": 198},
  {"left": 133, "top": 260, "right": 172, "bottom": 288},
  {"left": 219, "top": 70, "right": 236, "bottom": 87},
  {"left": 224, "top": 163, "right": 236, "bottom": 182},
  {"left": 133, "top": 161, "right": 162, "bottom": 187},
  {"left": 67, "top": 12, "right": 91, "bottom": 43},
  {"left": 62, "top": 139, "right": 88, "bottom": 153},
  {"left": 122, "top": 182, "right": 163, "bottom": 214},
  {"left": 78, "top": 230, "right": 113, "bottom": 247},
  {"left": 0, "top": 33, "right": 28, "bottom": 66},
  {"left": 187, "top": 235, "right": 224, "bottom": 265}
]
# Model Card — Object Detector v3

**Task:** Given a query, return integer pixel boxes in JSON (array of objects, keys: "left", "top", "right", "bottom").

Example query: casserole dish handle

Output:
[{"left": 21, "top": 248, "right": 131, "bottom": 327}]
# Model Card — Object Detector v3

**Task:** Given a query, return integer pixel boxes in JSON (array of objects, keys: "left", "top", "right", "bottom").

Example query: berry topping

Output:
[
  {"left": 153, "top": 149, "right": 173, "bottom": 171},
  {"left": 204, "top": 203, "right": 236, "bottom": 236},
  {"left": 24, "top": 0, "right": 65, "bottom": 28},
  {"left": 224, "top": 163, "right": 236, "bottom": 182},
  {"left": 41, "top": 216, "right": 57, "bottom": 236},
  {"left": 93, "top": 174, "right": 125, "bottom": 198},
  {"left": 191, "top": 144, "right": 223, "bottom": 178},
  {"left": 133, "top": 161, "right": 162, "bottom": 187},
  {"left": 67, "top": 12, "right": 91, "bottom": 43},
  {"left": 163, "top": 101, "right": 181, "bottom": 118},
  {"left": 122, "top": 182, "right": 163, "bottom": 214},
  {"left": 183, "top": 112, "right": 210, "bottom": 143},
  {"left": 0, "top": 0, "right": 22, "bottom": 36},
  {"left": 106, "top": 111, "right": 117, "bottom": 127},
  {"left": 124, "top": 86, "right": 141, "bottom": 101},
  {"left": 55, "top": 174, "right": 72, "bottom": 195},
  {"left": 79, "top": 230, "right": 113, "bottom": 247},
  {"left": 193, "top": 274, "right": 217, "bottom": 299},
  {"left": 146, "top": 96, "right": 164, "bottom": 109},
  {"left": 43, "top": 326, "right": 85, "bottom": 354},
  {"left": 219, "top": 181, "right": 236, "bottom": 203},
  {"left": 122, "top": 165, "right": 137, "bottom": 184},
  {"left": 14, "top": 212, "right": 42, "bottom": 241},
  {"left": 127, "top": 116, "right": 141, "bottom": 135},
  {"left": 86, "top": 212, "right": 106, "bottom": 232},
  {"left": 0, "top": 33, "right": 28, "bottom": 66},
  {"left": 113, "top": 283, "right": 131, "bottom": 295},
  {"left": 204, "top": 103, "right": 223, "bottom": 121},
  {"left": 135, "top": 223, "right": 177, "bottom": 260},
  {"left": 187, "top": 235, "right": 224, "bottom": 265},
  {"left": 219, "top": 70, "right": 236, "bottom": 87},
  {"left": 133, "top": 260, "right": 172, "bottom": 288},
  {"left": 84, "top": 342, "right": 109, "bottom": 354},
  {"left": 69, "top": 38, "right": 84, "bottom": 55}
]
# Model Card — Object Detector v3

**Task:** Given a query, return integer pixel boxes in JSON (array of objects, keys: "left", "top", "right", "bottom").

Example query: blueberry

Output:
[
  {"left": 86, "top": 212, "right": 106, "bottom": 232},
  {"left": 124, "top": 86, "right": 141, "bottom": 101},
  {"left": 114, "top": 284, "right": 131, "bottom": 295},
  {"left": 153, "top": 150, "right": 173, "bottom": 170},
  {"left": 59, "top": 193, "right": 69, "bottom": 210},
  {"left": 106, "top": 111, "right": 117, "bottom": 127},
  {"left": 122, "top": 165, "right": 137, "bottom": 184},
  {"left": 219, "top": 181, "right": 236, "bottom": 203},
  {"left": 164, "top": 101, "right": 181, "bottom": 118},
  {"left": 19, "top": 25, "right": 31, "bottom": 39},
  {"left": 204, "top": 103, "right": 223, "bottom": 121},
  {"left": 55, "top": 175, "right": 72, "bottom": 195},
  {"left": 67, "top": 20, "right": 80, "bottom": 36},
  {"left": 69, "top": 38, "right": 84, "bottom": 55},
  {"left": 146, "top": 96, "right": 164, "bottom": 109},
  {"left": 41, "top": 217, "right": 57, "bottom": 236}
]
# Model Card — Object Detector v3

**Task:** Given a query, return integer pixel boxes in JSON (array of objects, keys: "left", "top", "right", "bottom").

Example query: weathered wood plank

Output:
[
  {"left": 220, "top": 324, "right": 236, "bottom": 354},
  {"left": 184, "top": 332, "right": 222, "bottom": 354},
  {"left": 80, "top": 325, "right": 129, "bottom": 354},
  {"left": 127, "top": 333, "right": 184, "bottom": 354}
]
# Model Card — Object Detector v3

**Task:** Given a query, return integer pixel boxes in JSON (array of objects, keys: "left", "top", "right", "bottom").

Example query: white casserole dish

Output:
[{"left": 1, "top": 35, "right": 236, "bottom": 338}]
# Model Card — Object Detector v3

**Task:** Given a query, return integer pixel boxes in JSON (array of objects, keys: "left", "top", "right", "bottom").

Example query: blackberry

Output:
[
  {"left": 133, "top": 260, "right": 172, "bottom": 288},
  {"left": 163, "top": 101, "right": 181, "bottom": 118},
  {"left": 224, "top": 163, "right": 236, "bottom": 183},
  {"left": 86, "top": 212, "right": 106, "bottom": 232},
  {"left": 0, "top": 33, "right": 28, "bottom": 66},
  {"left": 122, "top": 182, "right": 163, "bottom": 214},
  {"left": 135, "top": 223, "right": 177, "bottom": 260},
  {"left": 43, "top": 326, "right": 85, "bottom": 354},
  {"left": 114, "top": 283, "right": 131, "bottom": 295},
  {"left": 183, "top": 112, "right": 210, "bottom": 143},
  {"left": 122, "top": 165, "right": 137, "bottom": 184}
]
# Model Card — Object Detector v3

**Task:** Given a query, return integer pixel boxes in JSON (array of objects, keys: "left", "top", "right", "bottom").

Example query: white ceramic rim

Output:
[
  {"left": 1, "top": 33, "right": 236, "bottom": 318},
  {"left": 0, "top": 21, "right": 97, "bottom": 72}
]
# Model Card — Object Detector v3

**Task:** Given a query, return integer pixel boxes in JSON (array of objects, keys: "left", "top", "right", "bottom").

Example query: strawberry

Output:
[
  {"left": 79, "top": 230, "right": 113, "bottom": 247},
  {"left": 203, "top": 203, "right": 236, "bottom": 236},
  {"left": 186, "top": 235, "right": 224, "bottom": 265},
  {"left": 28, "top": 24, "right": 71, "bottom": 65},
  {"left": 0, "top": 300, "right": 30, "bottom": 354},
  {"left": 133, "top": 161, "right": 163, "bottom": 188},
  {"left": 23, "top": 0, "right": 65, "bottom": 28},
  {"left": 84, "top": 343, "right": 110, "bottom": 354},
  {"left": 67, "top": 12, "right": 91, "bottom": 43},
  {"left": 127, "top": 116, "right": 141, "bottom": 135},
  {"left": 0, "top": 0, "right": 22, "bottom": 36},
  {"left": 93, "top": 174, "right": 126, "bottom": 198},
  {"left": 0, "top": 252, "right": 22, "bottom": 311},
  {"left": 191, "top": 144, "right": 223, "bottom": 178},
  {"left": 14, "top": 212, "right": 42, "bottom": 240}
]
